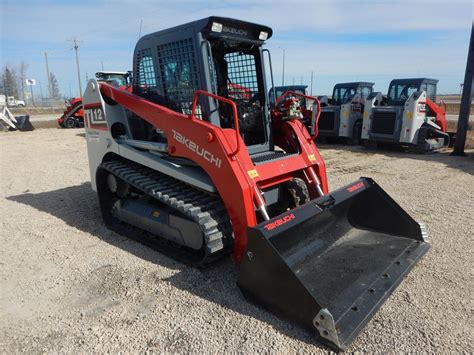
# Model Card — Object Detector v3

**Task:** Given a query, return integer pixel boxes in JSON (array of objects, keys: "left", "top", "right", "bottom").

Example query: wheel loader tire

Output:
[
  {"left": 64, "top": 118, "right": 76, "bottom": 128},
  {"left": 268, "top": 178, "right": 310, "bottom": 216},
  {"left": 352, "top": 121, "right": 362, "bottom": 145},
  {"left": 285, "top": 178, "right": 310, "bottom": 207},
  {"left": 346, "top": 121, "right": 362, "bottom": 145}
]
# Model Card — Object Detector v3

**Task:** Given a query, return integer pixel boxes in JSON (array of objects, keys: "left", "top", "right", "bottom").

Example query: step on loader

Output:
[
  {"left": 83, "top": 17, "right": 430, "bottom": 350},
  {"left": 362, "top": 78, "right": 449, "bottom": 152}
]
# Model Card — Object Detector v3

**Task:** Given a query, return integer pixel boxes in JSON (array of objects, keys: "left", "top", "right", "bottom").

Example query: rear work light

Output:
[{"left": 259, "top": 31, "right": 268, "bottom": 40}]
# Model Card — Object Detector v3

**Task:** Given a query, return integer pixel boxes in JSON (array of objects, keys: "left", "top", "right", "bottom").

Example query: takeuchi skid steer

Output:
[
  {"left": 316, "top": 82, "right": 380, "bottom": 145},
  {"left": 83, "top": 17, "right": 430, "bottom": 350},
  {"left": 362, "top": 78, "right": 449, "bottom": 152}
]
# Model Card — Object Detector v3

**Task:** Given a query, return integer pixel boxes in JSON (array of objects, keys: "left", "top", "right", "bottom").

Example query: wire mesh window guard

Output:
[
  {"left": 224, "top": 52, "right": 259, "bottom": 103},
  {"left": 157, "top": 39, "right": 201, "bottom": 117},
  {"left": 136, "top": 49, "right": 157, "bottom": 88}
]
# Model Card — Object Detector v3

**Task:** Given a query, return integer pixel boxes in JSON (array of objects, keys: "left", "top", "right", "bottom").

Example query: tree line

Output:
[{"left": 0, "top": 62, "right": 61, "bottom": 100}]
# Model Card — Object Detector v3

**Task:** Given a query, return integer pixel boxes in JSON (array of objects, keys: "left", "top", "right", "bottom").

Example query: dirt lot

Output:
[{"left": 1, "top": 128, "right": 472, "bottom": 352}]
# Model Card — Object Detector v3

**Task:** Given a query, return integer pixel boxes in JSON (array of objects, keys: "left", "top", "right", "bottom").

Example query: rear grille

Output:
[
  {"left": 318, "top": 111, "right": 335, "bottom": 131},
  {"left": 371, "top": 111, "right": 397, "bottom": 135}
]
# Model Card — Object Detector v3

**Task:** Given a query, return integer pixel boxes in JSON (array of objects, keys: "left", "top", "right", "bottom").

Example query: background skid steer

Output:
[
  {"left": 362, "top": 78, "right": 449, "bottom": 152},
  {"left": 83, "top": 16, "right": 429, "bottom": 350},
  {"left": 317, "top": 82, "right": 379, "bottom": 144}
]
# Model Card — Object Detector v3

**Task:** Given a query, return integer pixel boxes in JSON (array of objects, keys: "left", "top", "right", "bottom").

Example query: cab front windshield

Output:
[
  {"left": 332, "top": 87, "right": 356, "bottom": 105},
  {"left": 270, "top": 89, "right": 306, "bottom": 107},
  {"left": 388, "top": 84, "right": 420, "bottom": 105},
  {"left": 98, "top": 74, "right": 129, "bottom": 87}
]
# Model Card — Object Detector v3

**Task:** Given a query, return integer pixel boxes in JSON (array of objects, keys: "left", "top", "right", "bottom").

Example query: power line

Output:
[
  {"left": 138, "top": 18, "right": 143, "bottom": 39},
  {"left": 282, "top": 49, "right": 285, "bottom": 86}
]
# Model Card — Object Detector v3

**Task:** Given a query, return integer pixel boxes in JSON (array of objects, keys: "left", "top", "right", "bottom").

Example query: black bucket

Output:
[
  {"left": 11, "top": 115, "right": 34, "bottom": 131},
  {"left": 238, "top": 177, "right": 429, "bottom": 350}
]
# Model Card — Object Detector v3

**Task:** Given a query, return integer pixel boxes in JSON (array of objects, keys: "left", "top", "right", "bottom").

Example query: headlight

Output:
[{"left": 211, "top": 22, "right": 223, "bottom": 33}]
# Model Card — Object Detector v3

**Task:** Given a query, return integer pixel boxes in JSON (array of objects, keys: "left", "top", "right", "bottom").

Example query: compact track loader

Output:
[
  {"left": 317, "top": 82, "right": 379, "bottom": 144},
  {"left": 84, "top": 17, "right": 429, "bottom": 350},
  {"left": 362, "top": 78, "right": 449, "bottom": 152}
]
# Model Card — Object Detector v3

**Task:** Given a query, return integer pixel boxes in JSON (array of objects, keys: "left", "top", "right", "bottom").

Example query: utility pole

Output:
[
  {"left": 2, "top": 75, "right": 8, "bottom": 98},
  {"left": 101, "top": 61, "right": 104, "bottom": 71},
  {"left": 451, "top": 24, "right": 473, "bottom": 156},
  {"left": 44, "top": 52, "right": 52, "bottom": 100},
  {"left": 38, "top": 80, "right": 44, "bottom": 100},
  {"left": 29, "top": 84, "right": 35, "bottom": 106},
  {"left": 70, "top": 38, "right": 83, "bottom": 98},
  {"left": 310, "top": 70, "right": 314, "bottom": 95},
  {"left": 282, "top": 49, "right": 285, "bottom": 86}
]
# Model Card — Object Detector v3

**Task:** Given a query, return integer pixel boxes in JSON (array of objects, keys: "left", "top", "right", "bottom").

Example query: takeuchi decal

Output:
[
  {"left": 347, "top": 182, "right": 365, "bottom": 193},
  {"left": 172, "top": 129, "right": 222, "bottom": 168},
  {"left": 264, "top": 213, "right": 296, "bottom": 231}
]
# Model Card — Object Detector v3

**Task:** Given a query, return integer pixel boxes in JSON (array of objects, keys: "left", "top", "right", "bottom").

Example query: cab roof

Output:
[
  {"left": 274, "top": 85, "right": 307, "bottom": 91},
  {"left": 138, "top": 16, "right": 273, "bottom": 44},
  {"left": 389, "top": 78, "right": 438, "bottom": 86},
  {"left": 334, "top": 82, "right": 374, "bottom": 89}
]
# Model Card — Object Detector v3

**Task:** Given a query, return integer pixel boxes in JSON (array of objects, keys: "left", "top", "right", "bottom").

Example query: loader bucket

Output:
[
  {"left": 238, "top": 177, "right": 429, "bottom": 351},
  {"left": 12, "top": 115, "right": 34, "bottom": 131}
]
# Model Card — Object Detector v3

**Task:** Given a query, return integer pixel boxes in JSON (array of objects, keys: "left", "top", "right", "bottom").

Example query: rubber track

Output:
[{"left": 100, "top": 159, "right": 233, "bottom": 265}]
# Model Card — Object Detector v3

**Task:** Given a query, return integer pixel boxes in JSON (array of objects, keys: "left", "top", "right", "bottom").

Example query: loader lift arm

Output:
[{"left": 98, "top": 82, "right": 328, "bottom": 261}]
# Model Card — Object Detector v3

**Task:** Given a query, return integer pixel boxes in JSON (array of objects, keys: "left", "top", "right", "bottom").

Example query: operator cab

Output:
[
  {"left": 387, "top": 78, "right": 437, "bottom": 106},
  {"left": 331, "top": 82, "right": 373, "bottom": 105},
  {"left": 132, "top": 17, "right": 274, "bottom": 154}
]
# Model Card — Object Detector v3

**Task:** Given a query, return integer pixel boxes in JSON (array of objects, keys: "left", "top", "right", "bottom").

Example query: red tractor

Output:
[{"left": 58, "top": 97, "right": 84, "bottom": 128}]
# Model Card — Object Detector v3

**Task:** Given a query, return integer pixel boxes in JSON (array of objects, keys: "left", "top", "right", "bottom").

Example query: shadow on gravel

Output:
[
  {"left": 318, "top": 143, "right": 474, "bottom": 176},
  {"left": 7, "top": 184, "right": 331, "bottom": 351}
]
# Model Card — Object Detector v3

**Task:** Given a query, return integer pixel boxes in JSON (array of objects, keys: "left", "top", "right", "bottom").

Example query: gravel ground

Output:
[{"left": 0, "top": 128, "right": 472, "bottom": 353}]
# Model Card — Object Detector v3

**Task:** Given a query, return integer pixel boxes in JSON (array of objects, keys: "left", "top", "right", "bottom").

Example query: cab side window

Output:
[
  {"left": 426, "top": 84, "right": 436, "bottom": 101},
  {"left": 361, "top": 86, "right": 372, "bottom": 99},
  {"left": 136, "top": 48, "right": 157, "bottom": 89}
]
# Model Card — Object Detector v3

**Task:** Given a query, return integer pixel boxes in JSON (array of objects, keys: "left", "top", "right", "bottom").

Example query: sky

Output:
[{"left": 1, "top": 0, "right": 472, "bottom": 99}]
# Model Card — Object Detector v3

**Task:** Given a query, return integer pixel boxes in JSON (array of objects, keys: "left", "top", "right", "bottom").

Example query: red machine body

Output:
[
  {"left": 97, "top": 83, "right": 328, "bottom": 261},
  {"left": 426, "top": 97, "right": 447, "bottom": 132}
]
